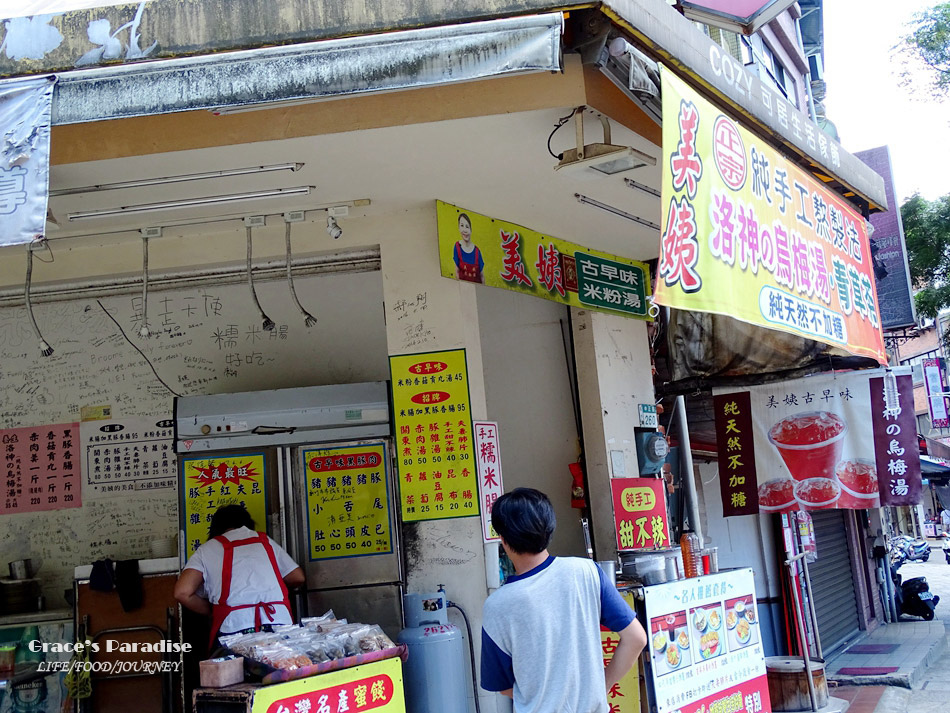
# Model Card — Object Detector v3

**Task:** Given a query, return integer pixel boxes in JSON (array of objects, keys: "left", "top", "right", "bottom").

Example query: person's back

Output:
[
  {"left": 482, "top": 556, "right": 617, "bottom": 713},
  {"left": 941, "top": 508, "right": 950, "bottom": 531}
]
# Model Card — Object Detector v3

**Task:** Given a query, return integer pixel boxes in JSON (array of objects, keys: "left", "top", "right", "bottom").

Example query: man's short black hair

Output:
[
  {"left": 491, "top": 488, "right": 556, "bottom": 554},
  {"left": 209, "top": 504, "right": 255, "bottom": 539}
]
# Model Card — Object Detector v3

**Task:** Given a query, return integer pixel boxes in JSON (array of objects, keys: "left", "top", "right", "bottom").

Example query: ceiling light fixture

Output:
[
  {"left": 67, "top": 186, "right": 314, "bottom": 221},
  {"left": 554, "top": 107, "right": 656, "bottom": 178},
  {"left": 326, "top": 216, "right": 343, "bottom": 240},
  {"left": 52, "top": 163, "right": 304, "bottom": 196},
  {"left": 574, "top": 193, "right": 660, "bottom": 231},
  {"left": 624, "top": 177, "right": 661, "bottom": 199}
]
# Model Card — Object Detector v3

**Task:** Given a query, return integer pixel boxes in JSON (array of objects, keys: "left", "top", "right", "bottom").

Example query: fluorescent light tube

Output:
[
  {"left": 52, "top": 163, "right": 304, "bottom": 196},
  {"left": 68, "top": 186, "right": 313, "bottom": 221}
]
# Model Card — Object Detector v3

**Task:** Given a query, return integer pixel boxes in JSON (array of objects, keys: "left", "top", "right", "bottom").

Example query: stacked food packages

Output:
[{"left": 218, "top": 611, "right": 396, "bottom": 671}]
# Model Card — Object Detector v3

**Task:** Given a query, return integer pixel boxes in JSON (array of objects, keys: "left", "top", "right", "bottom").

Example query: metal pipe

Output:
[
  {"left": 786, "top": 553, "right": 819, "bottom": 712},
  {"left": 676, "top": 395, "right": 704, "bottom": 544},
  {"left": 799, "top": 552, "right": 823, "bottom": 659}
]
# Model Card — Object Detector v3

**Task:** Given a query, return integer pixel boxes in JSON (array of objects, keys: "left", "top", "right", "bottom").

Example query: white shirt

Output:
[{"left": 183, "top": 526, "right": 299, "bottom": 634}]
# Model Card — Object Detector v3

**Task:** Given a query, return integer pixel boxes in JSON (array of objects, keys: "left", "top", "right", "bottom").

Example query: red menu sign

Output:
[
  {"left": 611, "top": 477, "right": 670, "bottom": 550},
  {"left": 2, "top": 422, "right": 81, "bottom": 514}
]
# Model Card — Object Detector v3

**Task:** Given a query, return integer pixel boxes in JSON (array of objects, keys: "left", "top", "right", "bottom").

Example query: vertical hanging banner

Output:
[
  {"left": 474, "top": 421, "right": 503, "bottom": 542},
  {"left": 0, "top": 76, "right": 55, "bottom": 246},
  {"left": 390, "top": 349, "right": 479, "bottom": 522},
  {"left": 302, "top": 442, "right": 393, "bottom": 560},
  {"left": 922, "top": 358, "right": 950, "bottom": 429},
  {"left": 713, "top": 368, "right": 921, "bottom": 516},
  {"left": 655, "top": 67, "right": 885, "bottom": 364},
  {"left": 1, "top": 422, "right": 81, "bottom": 514},
  {"left": 181, "top": 453, "right": 267, "bottom": 555},
  {"left": 611, "top": 477, "right": 671, "bottom": 550}
]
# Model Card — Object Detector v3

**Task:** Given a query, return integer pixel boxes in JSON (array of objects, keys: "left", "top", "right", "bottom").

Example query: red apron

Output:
[
  {"left": 455, "top": 243, "right": 482, "bottom": 283},
  {"left": 208, "top": 532, "right": 291, "bottom": 648}
]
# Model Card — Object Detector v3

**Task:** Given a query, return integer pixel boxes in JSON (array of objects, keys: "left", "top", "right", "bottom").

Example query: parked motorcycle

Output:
[
  {"left": 891, "top": 562, "right": 940, "bottom": 620},
  {"left": 890, "top": 534, "right": 931, "bottom": 563}
]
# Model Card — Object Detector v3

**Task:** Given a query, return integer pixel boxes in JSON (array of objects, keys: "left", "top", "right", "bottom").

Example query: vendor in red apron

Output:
[{"left": 174, "top": 505, "right": 306, "bottom": 647}]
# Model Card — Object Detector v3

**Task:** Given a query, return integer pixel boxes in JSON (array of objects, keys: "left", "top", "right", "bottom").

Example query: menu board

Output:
[
  {"left": 474, "top": 421, "right": 503, "bottom": 542},
  {"left": 303, "top": 442, "right": 393, "bottom": 560},
  {"left": 81, "top": 417, "right": 176, "bottom": 496},
  {"left": 181, "top": 453, "right": 267, "bottom": 555},
  {"left": 644, "top": 568, "right": 770, "bottom": 713},
  {"left": 601, "top": 591, "right": 642, "bottom": 712},
  {"left": 1, "top": 422, "right": 81, "bottom": 514},
  {"left": 389, "top": 349, "right": 479, "bottom": 522}
]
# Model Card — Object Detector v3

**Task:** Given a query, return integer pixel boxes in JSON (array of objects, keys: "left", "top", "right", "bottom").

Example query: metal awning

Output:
[{"left": 49, "top": 13, "right": 563, "bottom": 125}]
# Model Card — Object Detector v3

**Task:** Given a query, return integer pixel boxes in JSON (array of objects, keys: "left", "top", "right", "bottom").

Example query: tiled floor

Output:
[{"left": 830, "top": 685, "right": 886, "bottom": 713}]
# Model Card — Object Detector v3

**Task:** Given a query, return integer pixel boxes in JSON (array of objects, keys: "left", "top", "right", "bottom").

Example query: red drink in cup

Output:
[
  {"left": 835, "top": 459, "right": 881, "bottom": 509},
  {"left": 767, "top": 411, "right": 847, "bottom": 482}
]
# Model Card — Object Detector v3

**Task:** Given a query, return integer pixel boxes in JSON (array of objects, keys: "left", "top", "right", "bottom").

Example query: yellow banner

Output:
[
  {"left": 303, "top": 443, "right": 393, "bottom": 560},
  {"left": 655, "top": 68, "right": 885, "bottom": 363},
  {"left": 438, "top": 201, "right": 653, "bottom": 320},
  {"left": 601, "top": 591, "right": 642, "bottom": 712},
  {"left": 181, "top": 453, "right": 267, "bottom": 555},
  {"left": 389, "top": 349, "right": 479, "bottom": 522},
  {"left": 250, "top": 657, "right": 405, "bottom": 713}
]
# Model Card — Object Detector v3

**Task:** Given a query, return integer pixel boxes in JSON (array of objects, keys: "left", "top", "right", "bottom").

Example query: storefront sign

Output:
[
  {"left": 250, "top": 656, "right": 404, "bottom": 713},
  {"left": 302, "top": 442, "right": 393, "bottom": 560},
  {"left": 0, "top": 76, "right": 55, "bottom": 247},
  {"left": 473, "top": 421, "right": 503, "bottom": 542},
  {"left": 390, "top": 349, "right": 479, "bottom": 522},
  {"left": 923, "top": 358, "right": 949, "bottom": 429},
  {"left": 643, "top": 568, "right": 770, "bottom": 713},
  {"left": 655, "top": 67, "right": 885, "bottom": 364},
  {"left": 80, "top": 417, "right": 176, "bottom": 497},
  {"left": 611, "top": 477, "right": 671, "bottom": 550},
  {"left": 602, "top": 590, "right": 642, "bottom": 712},
  {"left": 181, "top": 453, "right": 267, "bottom": 555},
  {"left": 437, "top": 201, "right": 652, "bottom": 320},
  {"left": 713, "top": 368, "right": 921, "bottom": 516},
  {"left": 1, "top": 422, "right": 81, "bottom": 514}
]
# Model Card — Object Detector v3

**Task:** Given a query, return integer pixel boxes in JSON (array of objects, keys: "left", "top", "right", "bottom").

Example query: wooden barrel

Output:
[{"left": 765, "top": 656, "right": 829, "bottom": 711}]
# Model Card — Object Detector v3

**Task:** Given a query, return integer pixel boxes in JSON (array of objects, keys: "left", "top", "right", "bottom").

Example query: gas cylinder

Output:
[{"left": 397, "top": 591, "right": 467, "bottom": 713}]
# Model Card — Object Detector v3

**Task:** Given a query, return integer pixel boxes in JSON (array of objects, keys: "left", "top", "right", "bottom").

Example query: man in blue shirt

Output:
[{"left": 481, "top": 488, "right": 647, "bottom": 713}]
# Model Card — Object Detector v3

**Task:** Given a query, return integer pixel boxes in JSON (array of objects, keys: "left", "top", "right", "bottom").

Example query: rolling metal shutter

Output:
[{"left": 809, "top": 510, "right": 860, "bottom": 654}]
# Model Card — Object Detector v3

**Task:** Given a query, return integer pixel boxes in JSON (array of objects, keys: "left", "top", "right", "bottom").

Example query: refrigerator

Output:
[{"left": 174, "top": 382, "right": 404, "bottom": 636}]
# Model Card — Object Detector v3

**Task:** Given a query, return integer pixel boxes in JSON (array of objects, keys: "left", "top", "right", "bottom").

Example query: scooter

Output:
[
  {"left": 891, "top": 562, "right": 940, "bottom": 620},
  {"left": 892, "top": 534, "right": 931, "bottom": 563}
]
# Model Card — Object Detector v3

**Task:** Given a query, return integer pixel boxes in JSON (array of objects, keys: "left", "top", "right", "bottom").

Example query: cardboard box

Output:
[{"left": 199, "top": 656, "right": 244, "bottom": 688}]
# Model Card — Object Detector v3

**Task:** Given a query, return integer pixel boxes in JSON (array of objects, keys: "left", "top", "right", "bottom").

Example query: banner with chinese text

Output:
[
  {"left": 1, "top": 422, "right": 80, "bottom": 514},
  {"left": 601, "top": 590, "right": 642, "bottom": 712},
  {"left": 438, "top": 201, "right": 652, "bottom": 320},
  {"left": 713, "top": 368, "right": 920, "bottom": 517},
  {"left": 80, "top": 417, "right": 176, "bottom": 498},
  {"left": 303, "top": 443, "right": 393, "bottom": 560},
  {"left": 474, "top": 421, "right": 503, "bottom": 542},
  {"left": 655, "top": 67, "right": 885, "bottom": 363},
  {"left": 181, "top": 453, "right": 267, "bottom": 555},
  {"left": 611, "top": 477, "right": 671, "bottom": 550},
  {"left": 644, "top": 568, "right": 771, "bottom": 713},
  {"left": 250, "top": 656, "right": 404, "bottom": 713},
  {"left": 390, "top": 349, "right": 479, "bottom": 522}
]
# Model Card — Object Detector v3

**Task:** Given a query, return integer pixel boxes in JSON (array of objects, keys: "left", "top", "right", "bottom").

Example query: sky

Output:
[{"left": 824, "top": 0, "right": 950, "bottom": 204}]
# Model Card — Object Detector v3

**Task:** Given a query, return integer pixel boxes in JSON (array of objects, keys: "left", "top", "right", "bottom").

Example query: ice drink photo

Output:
[{"left": 767, "top": 411, "right": 847, "bottom": 483}]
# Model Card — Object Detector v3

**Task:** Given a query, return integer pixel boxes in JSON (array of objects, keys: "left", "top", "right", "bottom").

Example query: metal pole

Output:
[
  {"left": 676, "top": 395, "right": 704, "bottom": 544},
  {"left": 786, "top": 553, "right": 819, "bottom": 712},
  {"left": 799, "top": 553, "right": 823, "bottom": 660}
]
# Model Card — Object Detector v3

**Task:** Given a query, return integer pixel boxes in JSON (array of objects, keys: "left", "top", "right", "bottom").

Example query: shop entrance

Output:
[{"left": 809, "top": 510, "right": 861, "bottom": 654}]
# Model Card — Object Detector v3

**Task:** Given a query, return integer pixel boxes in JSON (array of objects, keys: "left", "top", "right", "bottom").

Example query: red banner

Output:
[
  {"left": 611, "top": 477, "right": 671, "bottom": 550},
  {"left": 678, "top": 674, "right": 771, "bottom": 713},
  {"left": 265, "top": 674, "right": 394, "bottom": 713}
]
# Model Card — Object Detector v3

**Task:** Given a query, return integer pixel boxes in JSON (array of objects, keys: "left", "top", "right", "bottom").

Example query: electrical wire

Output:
[
  {"left": 24, "top": 245, "right": 54, "bottom": 356},
  {"left": 547, "top": 109, "right": 577, "bottom": 159},
  {"left": 284, "top": 221, "right": 317, "bottom": 327},
  {"left": 139, "top": 235, "right": 151, "bottom": 337},
  {"left": 246, "top": 225, "right": 275, "bottom": 331},
  {"left": 448, "top": 601, "right": 482, "bottom": 713}
]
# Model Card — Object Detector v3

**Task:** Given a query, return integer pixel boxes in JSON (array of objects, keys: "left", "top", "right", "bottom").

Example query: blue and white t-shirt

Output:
[{"left": 480, "top": 556, "right": 635, "bottom": 713}]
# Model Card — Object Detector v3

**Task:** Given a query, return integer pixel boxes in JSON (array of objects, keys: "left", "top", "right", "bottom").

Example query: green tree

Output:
[
  {"left": 901, "top": 3, "right": 950, "bottom": 96},
  {"left": 901, "top": 192, "right": 950, "bottom": 318}
]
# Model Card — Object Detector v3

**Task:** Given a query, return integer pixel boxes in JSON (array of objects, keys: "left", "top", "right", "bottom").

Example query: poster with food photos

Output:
[{"left": 644, "top": 568, "right": 770, "bottom": 713}]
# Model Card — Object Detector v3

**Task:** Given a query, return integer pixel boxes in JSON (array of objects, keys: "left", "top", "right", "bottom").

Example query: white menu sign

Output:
[
  {"left": 474, "top": 421, "right": 503, "bottom": 543},
  {"left": 643, "top": 568, "right": 771, "bottom": 713},
  {"left": 81, "top": 417, "right": 177, "bottom": 497}
]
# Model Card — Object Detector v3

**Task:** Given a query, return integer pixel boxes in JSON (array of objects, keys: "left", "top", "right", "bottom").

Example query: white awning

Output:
[{"left": 48, "top": 12, "right": 564, "bottom": 125}]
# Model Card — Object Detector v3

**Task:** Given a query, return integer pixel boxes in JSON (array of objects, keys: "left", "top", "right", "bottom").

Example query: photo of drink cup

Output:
[
  {"left": 767, "top": 411, "right": 847, "bottom": 482},
  {"left": 835, "top": 459, "right": 881, "bottom": 509}
]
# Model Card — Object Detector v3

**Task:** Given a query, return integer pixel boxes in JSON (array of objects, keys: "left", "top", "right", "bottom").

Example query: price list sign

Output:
[
  {"left": 2, "top": 422, "right": 81, "bottom": 514},
  {"left": 389, "top": 349, "right": 480, "bottom": 522},
  {"left": 181, "top": 453, "right": 267, "bottom": 555},
  {"left": 81, "top": 418, "right": 177, "bottom": 496},
  {"left": 303, "top": 443, "right": 393, "bottom": 560}
]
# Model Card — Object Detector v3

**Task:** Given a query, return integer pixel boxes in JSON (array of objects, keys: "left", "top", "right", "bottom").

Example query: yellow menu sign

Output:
[
  {"left": 389, "top": 349, "right": 479, "bottom": 522},
  {"left": 303, "top": 443, "right": 393, "bottom": 560},
  {"left": 601, "top": 591, "right": 642, "bottom": 712},
  {"left": 181, "top": 453, "right": 267, "bottom": 555}
]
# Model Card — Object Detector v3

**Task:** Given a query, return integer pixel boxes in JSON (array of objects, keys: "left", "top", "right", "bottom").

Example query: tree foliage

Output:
[
  {"left": 901, "top": 192, "right": 950, "bottom": 318},
  {"left": 901, "top": 3, "right": 950, "bottom": 96}
]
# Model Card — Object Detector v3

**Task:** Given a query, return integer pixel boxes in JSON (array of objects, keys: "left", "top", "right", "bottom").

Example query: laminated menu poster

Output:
[
  {"left": 1, "top": 422, "right": 81, "bottom": 514},
  {"left": 644, "top": 568, "right": 770, "bottom": 713},
  {"left": 712, "top": 367, "right": 920, "bottom": 517}
]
